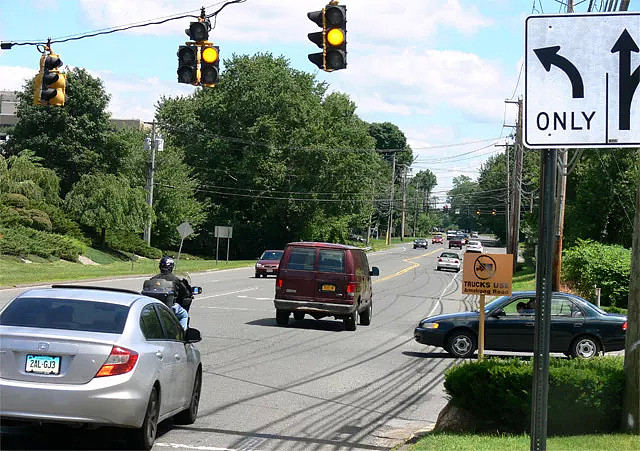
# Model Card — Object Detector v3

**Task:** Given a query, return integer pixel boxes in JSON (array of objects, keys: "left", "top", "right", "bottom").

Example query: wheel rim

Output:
[
  {"left": 190, "top": 371, "right": 202, "bottom": 417},
  {"left": 576, "top": 339, "right": 597, "bottom": 358},
  {"left": 452, "top": 336, "right": 471, "bottom": 356},
  {"left": 145, "top": 389, "right": 159, "bottom": 443}
]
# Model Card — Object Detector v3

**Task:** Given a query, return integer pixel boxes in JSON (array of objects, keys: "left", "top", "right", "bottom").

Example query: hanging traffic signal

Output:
[
  {"left": 200, "top": 44, "right": 219, "bottom": 86},
  {"left": 34, "top": 51, "right": 66, "bottom": 106},
  {"left": 476, "top": 209, "right": 481, "bottom": 215},
  {"left": 492, "top": 209, "right": 497, "bottom": 216},
  {"left": 177, "top": 45, "right": 199, "bottom": 85},
  {"left": 187, "top": 20, "right": 209, "bottom": 42},
  {"left": 307, "top": 3, "right": 347, "bottom": 72}
]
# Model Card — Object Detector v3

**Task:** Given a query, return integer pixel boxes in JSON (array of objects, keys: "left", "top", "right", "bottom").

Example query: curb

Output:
[{"left": 393, "top": 424, "right": 436, "bottom": 450}]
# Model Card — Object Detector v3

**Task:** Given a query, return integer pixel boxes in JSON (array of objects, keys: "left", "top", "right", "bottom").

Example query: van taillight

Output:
[
  {"left": 346, "top": 282, "right": 356, "bottom": 294},
  {"left": 623, "top": 321, "right": 627, "bottom": 331},
  {"left": 276, "top": 278, "right": 283, "bottom": 289},
  {"left": 95, "top": 346, "right": 138, "bottom": 377}
]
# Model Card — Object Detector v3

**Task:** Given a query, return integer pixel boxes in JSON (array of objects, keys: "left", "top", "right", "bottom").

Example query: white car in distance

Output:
[{"left": 466, "top": 240, "right": 484, "bottom": 253}]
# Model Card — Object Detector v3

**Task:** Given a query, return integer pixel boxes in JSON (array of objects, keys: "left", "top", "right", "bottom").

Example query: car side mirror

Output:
[
  {"left": 192, "top": 286, "right": 202, "bottom": 295},
  {"left": 370, "top": 267, "right": 380, "bottom": 277},
  {"left": 185, "top": 327, "right": 202, "bottom": 343}
]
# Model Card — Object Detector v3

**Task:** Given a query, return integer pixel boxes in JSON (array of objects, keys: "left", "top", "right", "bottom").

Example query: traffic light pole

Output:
[{"left": 143, "top": 122, "right": 157, "bottom": 245}]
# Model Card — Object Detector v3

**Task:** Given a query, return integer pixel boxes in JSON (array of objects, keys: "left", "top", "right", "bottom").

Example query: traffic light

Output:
[
  {"left": 307, "top": 4, "right": 347, "bottom": 72},
  {"left": 177, "top": 45, "right": 199, "bottom": 85},
  {"left": 492, "top": 209, "right": 497, "bottom": 216},
  {"left": 34, "top": 51, "right": 66, "bottom": 106},
  {"left": 200, "top": 44, "right": 220, "bottom": 86},
  {"left": 476, "top": 209, "right": 481, "bottom": 215}
]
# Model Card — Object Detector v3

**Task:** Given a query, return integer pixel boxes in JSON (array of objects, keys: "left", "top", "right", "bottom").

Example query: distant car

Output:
[
  {"left": 255, "top": 250, "right": 284, "bottom": 278},
  {"left": 446, "top": 230, "right": 457, "bottom": 240},
  {"left": 0, "top": 286, "right": 203, "bottom": 450},
  {"left": 432, "top": 235, "right": 444, "bottom": 244},
  {"left": 466, "top": 240, "right": 484, "bottom": 253},
  {"left": 413, "top": 238, "right": 428, "bottom": 249},
  {"left": 414, "top": 291, "right": 627, "bottom": 359},
  {"left": 448, "top": 235, "right": 465, "bottom": 249},
  {"left": 471, "top": 231, "right": 479, "bottom": 238},
  {"left": 436, "top": 252, "right": 461, "bottom": 272}
]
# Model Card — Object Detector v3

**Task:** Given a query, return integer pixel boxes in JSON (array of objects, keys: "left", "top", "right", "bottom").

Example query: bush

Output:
[
  {"left": 444, "top": 356, "right": 624, "bottom": 435},
  {"left": 0, "top": 225, "right": 84, "bottom": 261},
  {"left": 602, "top": 305, "right": 627, "bottom": 315},
  {"left": 1, "top": 193, "right": 30, "bottom": 208},
  {"left": 562, "top": 239, "right": 631, "bottom": 308},
  {"left": 105, "top": 229, "right": 162, "bottom": 259},
  {"left": 32, "top": 202, "right": 86, "bottom": 241}
]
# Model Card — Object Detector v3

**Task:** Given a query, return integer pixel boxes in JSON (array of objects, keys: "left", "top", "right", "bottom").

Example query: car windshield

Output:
[
  {"left": 260, "top": 251, "right": 283, "bottom": 260},
  {"left": 0, "top": 297, "right": 130, "bottom": 334}
]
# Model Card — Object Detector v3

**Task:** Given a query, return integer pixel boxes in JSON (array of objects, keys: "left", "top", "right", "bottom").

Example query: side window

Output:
[
  {"left": 140, "top": 305, "right": 164, "bottom": 340},
  {"left": 318, "top": 250, "right": 345, "bottom": 273},
  {"left": 353, "top": 251, "right": 364, "bottom": 276},
  {"left": 503, "top": 297, "right": 536, "bottom": 316},
  {"left": 286, "top": 248, "right": 317, "bottom": 271},
  {"left": 551, "top": 297, "right": 583, "bottom": 317},
  {"left": 360, "top": 252, "right": 370, "bottom": 272},
  {"left": 156, "top": 305, "right": 185, "bottom": 341}
]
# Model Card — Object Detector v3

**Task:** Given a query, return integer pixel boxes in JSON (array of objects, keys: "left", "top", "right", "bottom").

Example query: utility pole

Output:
[
  {"left": 366, "top": 180, "right": 375, "bottom": 245},
  {"left": 386, "top": 152, "right": 396, "bottom": 245},
  {"left": 505, "top": 99, "right": 523, "bottom": 271},
  {"left": 143, "top": 121, "right": 157, "bottom": 245},
  {"left": 413, "top": 189, "right": 420, "bottom": 238},
  {"left": 553, "top": 149, "right": 569, "bottom": 290},
  {"left": 496, "top": 141, "right": 511, "bottom": 249},
  {"left": 401, "top": 165, "right": 408, "bottom": 240}
]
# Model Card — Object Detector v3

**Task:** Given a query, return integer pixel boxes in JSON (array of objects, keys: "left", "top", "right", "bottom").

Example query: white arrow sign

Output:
[{"left": 525, "top": 12, "right": 640, "bottom": 148}]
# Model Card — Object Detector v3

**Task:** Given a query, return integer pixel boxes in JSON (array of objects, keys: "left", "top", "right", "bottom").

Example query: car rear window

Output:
[
  {"left": 0, "top": 297, "right": 130, "bottom": 334},
  {"left": 286, "top": 247, "right": 316, "bottom": 271},
  {"left": 318, "top": 249, "right": 345, "bottom": 273},
  {"left": 441, "top": 253, "right": 459, "bottom": 259}
]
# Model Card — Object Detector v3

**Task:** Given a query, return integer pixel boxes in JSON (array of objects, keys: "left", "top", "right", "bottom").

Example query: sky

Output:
[{"left": 0, "top": 0, "right": 626, "bottom": 198}]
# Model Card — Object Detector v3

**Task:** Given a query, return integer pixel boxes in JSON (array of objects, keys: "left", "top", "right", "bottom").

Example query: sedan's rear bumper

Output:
[
  {"left": 437, "top": 263, "right": 460, "bottom": 271},
  {"left": 0, "top": 373, "right": 148, "bottom": 428},
  {"left": 274, "top": 299, "right": 356, "bottom": 316}
]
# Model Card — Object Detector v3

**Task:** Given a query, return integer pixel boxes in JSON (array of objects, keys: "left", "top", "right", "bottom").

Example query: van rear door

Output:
[
  {"left": 315, "top": 249, "right": 348, "bottom": 302},
  {"left": 279, "top": 246, "right": 317, "bottom": 300}
]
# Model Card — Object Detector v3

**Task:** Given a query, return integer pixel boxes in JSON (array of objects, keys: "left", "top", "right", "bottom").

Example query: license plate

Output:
[
  {"left": 321, "top": 284, "right": 336, "bottom": 292},
  {"left": 266, "top": 269, "right": 273, "bottom": 273},
  {"left": 26, "top": 354, "right": 60, "bottom": 375}
]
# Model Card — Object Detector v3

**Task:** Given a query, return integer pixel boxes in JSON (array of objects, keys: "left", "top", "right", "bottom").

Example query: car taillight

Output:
[
  {"left": 623, "top": 321, "right": 627, "bottom": 331},
  {"left": 346, "top": 282, "right": 356, "bottom": 295},
  {"left": 95, "top": 346, "right": 138, "bottom": 377},
  {"left": 276, "top": 278, "right": 283, "bottom": 289},
  {"left": 455, "top": 260, "right": 459, "bottom": 264},
  {"left": 438, "top": 258, "right": 443, "bottom": 262}
]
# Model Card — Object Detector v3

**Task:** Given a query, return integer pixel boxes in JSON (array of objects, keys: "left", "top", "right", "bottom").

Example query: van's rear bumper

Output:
[{"left": 274, "top": 299, "right": 356, "bottom": 315}]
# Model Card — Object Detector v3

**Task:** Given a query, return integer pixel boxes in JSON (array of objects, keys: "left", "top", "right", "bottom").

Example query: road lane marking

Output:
[
  {"left": 237, "top": 295, "right": 273, "bottom": 301},
  {"left": 198, "top": 287, "right": 261, "bottom": 299},
  {"left": 373, "top": 249, "right": 440, "bottom": 284},
  {"left": 155, "top": 443, "right": 236, "bottom": 451}
]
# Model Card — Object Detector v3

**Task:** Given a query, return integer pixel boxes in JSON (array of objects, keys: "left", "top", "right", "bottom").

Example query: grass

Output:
[
  {"left": 0, "top": 255, "right": 255, "bottom": 287},
  {"left": 408, "top": 432, "right": 640, "bottom": 450},
  {"left": 512, "top": 264, "right": 536, "bottom": 291}
]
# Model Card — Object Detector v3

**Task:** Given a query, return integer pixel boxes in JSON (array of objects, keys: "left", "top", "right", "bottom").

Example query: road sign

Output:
[
  {"left": 525, "top": 13, "right": 640, "bottom": 148},
  {"left": 462, "top": 253, "right": 513, "bottom": 296},
  {"left": 177, "top": 221, "right": 194, "bottom": 239},
  {"left": 214, "top": 225, "right": 233, "bottom": 239}
]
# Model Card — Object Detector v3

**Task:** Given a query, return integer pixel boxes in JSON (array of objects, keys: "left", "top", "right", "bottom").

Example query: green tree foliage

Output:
[
  {"left": 0, "top": 152, "right": 60, "bottom": 204},
  {"left": 448, "top": 175, "right": 480, "bottom": 231},
  {"left": 413, "top": 169, "right": 437, "bottom": 212},
  {"left": 368, "top": 122, "right": 413, "bottom": 170},
  {"left": 5, "top": 68, "right": 124, "bottom": 194},
  {"left": 157, "top": 53, "right": 386, "bottom": 256},
  {"left": 65, "top": 173, "right": 150, "bottom": 244}
]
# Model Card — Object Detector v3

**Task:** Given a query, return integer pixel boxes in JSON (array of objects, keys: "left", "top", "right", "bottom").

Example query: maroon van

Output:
[{"left": 274, "top": 242, "right": 380, "bottom": 331}]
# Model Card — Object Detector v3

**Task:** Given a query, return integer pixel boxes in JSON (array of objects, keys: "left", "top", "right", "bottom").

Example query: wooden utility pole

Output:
[
  {"left": 401, "top": 165, "right": 408, "bottom": 240},
  {"left": 366, "top": 180, "right": 375, "bottom": 245},
  {"left": 386, "top": 152, "right": 396, "bottom": 245},
  {"left": 552, "top": 149, "right": 569, "bottom": 290},
  {"left": 506, "top": 99, "right": 523, "bottom": 272},
  {"left": 143, "top": 121, "right": 157, "bottom": 245},
  {"left": 622, "top": 183, "right": 640, "bottom": 433}
]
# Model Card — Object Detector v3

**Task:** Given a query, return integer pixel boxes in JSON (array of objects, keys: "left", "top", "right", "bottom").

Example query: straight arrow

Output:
[
  {"left": 611, "top": 29, "right": 640, "bottom": 130},
  {"left": 534, "top": 45, "right": 584, "bottom": 98}
]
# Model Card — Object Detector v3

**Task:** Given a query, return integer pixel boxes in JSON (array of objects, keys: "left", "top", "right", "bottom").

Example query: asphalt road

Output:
[{"left": 0, "top": 243, "right": 491, "bottom": 450}]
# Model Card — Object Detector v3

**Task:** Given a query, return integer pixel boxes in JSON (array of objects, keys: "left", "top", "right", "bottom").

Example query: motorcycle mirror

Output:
[{"left": 192, "top": 286, "right": 202, "bottom": 295}]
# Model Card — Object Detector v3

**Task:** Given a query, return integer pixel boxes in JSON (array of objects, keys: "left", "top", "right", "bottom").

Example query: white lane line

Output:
[
  {"left": 198, "top": 287, "right": 261, "bottom": 299},
  {"left": 237, "top": 295, "right": 273, "bottom": 301},
  {"left": 155, "top": 442, "right": 238, "bottom": 450}
]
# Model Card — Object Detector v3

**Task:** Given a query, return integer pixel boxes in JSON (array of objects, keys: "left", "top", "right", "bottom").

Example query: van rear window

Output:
[
  {"left": 286, "top": 248, "right": 316, "bottom": 271},
  {"left": 318, "top": 250, "right": 345, "bottom": 273}
]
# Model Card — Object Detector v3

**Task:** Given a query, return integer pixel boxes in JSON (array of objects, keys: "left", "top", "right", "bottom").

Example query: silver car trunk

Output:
[{"left": 0, "top": 328, "right": 119, "bottom": 384}]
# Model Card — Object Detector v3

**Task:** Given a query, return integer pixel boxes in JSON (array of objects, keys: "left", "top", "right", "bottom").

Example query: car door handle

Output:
[
  {"left": 526, "top": 322, "right": 534, "bottom": 327},
  {"left": 574, "top": 323, "right": 583, "bottom": 327},
  {"left": 155, "top": 351, "right": 163, "bottom": 359},
  {"left": 174, "top": 354, "right": 181, "bottom": 361}
]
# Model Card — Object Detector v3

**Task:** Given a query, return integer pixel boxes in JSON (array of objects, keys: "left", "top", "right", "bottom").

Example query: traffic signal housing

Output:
[
  {"left": 476, "top": 209, "right": 481, "bottom": 216},
  {"left": 177, "top": 45, "right": 199, "bottom": 85},
  {"left": 307, "top": 4, "right": 347, "bottom": 72},
  {"left": 34, "top": 52, "right": 66, "bottom": 106},
  {"left": 177, "top": 18, "right": 219, "bottom": 87},
  {"left": 200, "top": 45, "right": 220, "bottom": 86},
  {"left": 492, "top": 209, "right": 497, "bottom": 216}
]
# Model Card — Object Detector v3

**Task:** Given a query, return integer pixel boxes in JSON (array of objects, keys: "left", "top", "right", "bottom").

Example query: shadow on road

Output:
[
  {"left": 402, "top": 351, "right": 455, "bottom": 359},
  {"left": 245, "top": 318, "right": 346, "bottom": 332}
]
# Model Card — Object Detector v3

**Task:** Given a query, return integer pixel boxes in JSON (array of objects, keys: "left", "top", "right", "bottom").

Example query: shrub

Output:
[
  {"left": 1, "top": 193, "right": 30, "bottom": 208},
  {"left": 25, "top": 209, "right": 52, "bottom": 231},
  {"left": 31, "top": 201, "right": 87, "bottom": 241},
  {"left": 0, "top": 225, "right": 84, "bottom": 261},
  {"left": 105, "top": 229, "right": 162, "bottom": 259},
  {"left": 562, "top": 239, "right": 631, "bottom": 308},
  {"left": 444, "top": 356, "right": 624, "bottom": 435},
  {"left": 602, "top": 305, "right": 627, "bottom": 315}
]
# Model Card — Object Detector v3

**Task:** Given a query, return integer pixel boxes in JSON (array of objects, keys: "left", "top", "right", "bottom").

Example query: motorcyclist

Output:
[{"left": 149, "top": 256, "right": 190, "bottom": 329}]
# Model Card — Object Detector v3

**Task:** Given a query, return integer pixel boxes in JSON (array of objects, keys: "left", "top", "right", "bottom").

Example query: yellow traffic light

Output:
[
  {"left": 34, "top": 51, "right": 66, "bottom": 106},
  {"left": 200, "top": 44, "right": 220, "bottom": 86},
  {"left": 307, "top": 4, "right": 347, "bottom": 72},
  {"left": 201, "top": 46, "right": 218, "bottom": 63},
  {"left": 327, "top": 28, "right": 345, "bottom": 46}
]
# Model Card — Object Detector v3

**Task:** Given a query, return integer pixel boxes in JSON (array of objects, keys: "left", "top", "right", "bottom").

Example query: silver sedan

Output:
[{"left": 0, "top": 286, "right": 202, "bottom": 450}]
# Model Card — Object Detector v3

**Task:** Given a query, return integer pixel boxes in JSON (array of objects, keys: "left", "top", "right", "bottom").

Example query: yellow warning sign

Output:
[{"left": 462, "top": 253, "right": 513, "bottom": 296}]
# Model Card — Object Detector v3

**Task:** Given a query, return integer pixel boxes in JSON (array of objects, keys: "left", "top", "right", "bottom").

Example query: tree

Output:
[
  {"left": 448, "top": 175, "right": 479, "bottom": 231},
  {"left": 65, "top": 173, "right": 150, "bottom": 244},
  {"left": 0, "top": 151, "right": 60, "bottom": 204},
  {"left": 413, "top": 169, "right": 437, "bottom": 212},
  {"left": 5, "top": 68, "right": 119, "bottom": 194}
]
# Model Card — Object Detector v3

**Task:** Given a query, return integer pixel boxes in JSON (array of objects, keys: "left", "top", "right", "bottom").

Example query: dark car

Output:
[
  {"left": 255, "top": 250, "right": 284, "bottom": 278},
  {"left": 413, "top": 238, "right": 428, "bottom": 249},
  {"left": 414, "top": 291, "right": 626, "bottom": 359},
  {"left": 448, "top": 234, "right": 465, "bottom": 249},
  {"left": 274, "top": 242, "right": 379, "bottom": 330}
]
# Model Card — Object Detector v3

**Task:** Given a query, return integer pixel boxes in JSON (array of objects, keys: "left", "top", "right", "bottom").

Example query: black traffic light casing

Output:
[
  {"left": 200, "top": 45, "right": 220, "bottom": 86},
  {"left": 307, "top": 4, "right": 347, "bottom": 72},
  {"left": 34, "top": 52, "right": 66, "bottom": 106},
  {"left": 177, "top": 45, "right": 199, "bottom": 85},
  {"left": 186, "top": 20, "right": 210, "bottom": 42}
]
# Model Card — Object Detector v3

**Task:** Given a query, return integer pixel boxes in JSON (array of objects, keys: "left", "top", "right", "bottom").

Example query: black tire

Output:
[
  {"left": 360, "top": 302, "right": 372, "bottom": 326},
  {"left": 276, "top": 309, "right": 289, "bottom": 326},
  {"left": 128, "top": 386, "right": 159, "bottom": 450},
  {"left": 436, "top": 267, "right": 441, "bottom": 271},
  {"left": 344, "top": 310, "right": 357, "bottom": 331},
  {"left": 570, "top": 335, "right": 600, "bottom": 358},
  {"left": 255, "top": 272, "right": 260, "bottom": 278},
  {"left": 262, "top": 273, "right": 268, "bottom": 278},
  {"left": 293, "top": 312, "right": 305, "bottom": 321},
  {"left": 455, "top": 268, "right": 460, "bottom": 273},
  {"left": 445, "top": 330, "right": 476, "bottom": 358},
  {"left": 175, "top": 368, "right": 202, "bottom": 425}
]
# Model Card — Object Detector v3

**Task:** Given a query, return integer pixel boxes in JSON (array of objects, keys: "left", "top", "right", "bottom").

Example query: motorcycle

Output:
[{"left": 142, "top": 272, "right": 202, "bottom": 314}]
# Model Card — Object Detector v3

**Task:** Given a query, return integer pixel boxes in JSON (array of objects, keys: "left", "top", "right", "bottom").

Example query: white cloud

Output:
[{"left": 0, "top": 65, "right": 37, "bottom": 91}]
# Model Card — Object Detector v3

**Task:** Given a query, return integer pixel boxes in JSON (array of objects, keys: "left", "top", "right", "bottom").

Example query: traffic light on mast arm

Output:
[
  {"left": 476, "top": 209, "right": 481, "bottom": 215},
  {"left": 33, "top": 50, "right": 66, "bottom": 106},
  {"left": 177, "top": 17, "right": 219, "bottom": 86},
  {"left": 307, "top": 3, "right": 347, "bottom": 72}
]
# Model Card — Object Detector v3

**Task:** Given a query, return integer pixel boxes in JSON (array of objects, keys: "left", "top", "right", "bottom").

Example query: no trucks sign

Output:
[{"left": 462, "top": 253, "right": 513, "bottom": 296}]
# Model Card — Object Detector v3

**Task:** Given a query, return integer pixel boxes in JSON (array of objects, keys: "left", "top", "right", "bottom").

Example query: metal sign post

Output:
[
  {"left": 478, "top": 293, "right": 486, "bottom": 360},
  {"left": 214, "top": 225, "right": 233, "bottom": 266},
  {"left": 530, "top": 149, "right": 557, "bottom": 451}
]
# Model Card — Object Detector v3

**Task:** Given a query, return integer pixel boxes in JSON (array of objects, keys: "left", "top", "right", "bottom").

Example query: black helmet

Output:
[{"left": 159, "top": 256, "right": 175, "bottom": 272}]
